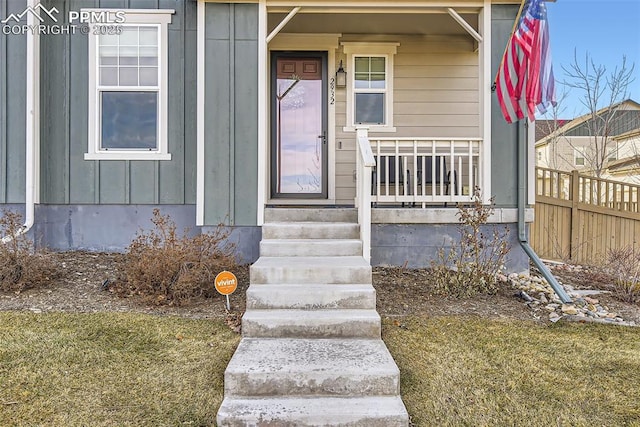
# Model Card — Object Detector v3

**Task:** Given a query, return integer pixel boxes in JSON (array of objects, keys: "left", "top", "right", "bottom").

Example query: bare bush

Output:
[
  {"left": 430, "top": 187, "right": 510, "bottom": 298},
  {"left": 605, "top": 246, "right": 640, "bottom": 303},
  {"left": 114, "top": 209, "right": 238, "bottom": 306},
  {"left": 0, "top": 210, "right": 61, "bottom": 292}
]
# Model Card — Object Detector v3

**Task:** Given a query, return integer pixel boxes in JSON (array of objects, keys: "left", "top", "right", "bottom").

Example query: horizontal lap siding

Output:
[
  {"left": 335, "top": 35, "right": 480, "bottom": 205},
  {"left": 39, "top": 0, "right": 196, "bottom": 205},
  {"left": 0, "top": 0, "right": 27, "bottom": 203}
]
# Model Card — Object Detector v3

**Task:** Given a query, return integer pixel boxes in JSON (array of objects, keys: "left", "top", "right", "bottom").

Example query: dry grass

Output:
[
  {"left": 2, "top": 312, "right": 640, "bottom": 426},
  {"left": 383, "top": 316, "right": 640, "bottom": 427},
  {"left": 0, "top": 312, "right": 239, "bottom": 426}
]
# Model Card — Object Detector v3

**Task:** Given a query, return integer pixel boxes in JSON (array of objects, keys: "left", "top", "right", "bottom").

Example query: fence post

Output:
[{"left": 570, "top": 170, "right": 580, "bottom": 262}]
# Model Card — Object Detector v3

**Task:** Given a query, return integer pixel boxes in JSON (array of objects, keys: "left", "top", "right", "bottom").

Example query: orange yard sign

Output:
[{"left": 215, "top": 271, "right": 237, "bottom": 296}]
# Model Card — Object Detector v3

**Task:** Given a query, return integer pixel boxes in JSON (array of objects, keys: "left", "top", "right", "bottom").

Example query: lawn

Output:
[{"left": 1, "top": 312, "right": 639, "bottom": 426}]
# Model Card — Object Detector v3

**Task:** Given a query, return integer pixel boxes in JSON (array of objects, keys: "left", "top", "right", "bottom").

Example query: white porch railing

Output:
[
  {"left": 355, "top": 128, "right": 376, "bottom": 262},
  {"left": 355, "top": 128, "right": 484, "bottom": 261},
  {"left": 368, "top": 135, "right": 483, "bottom": 207}
]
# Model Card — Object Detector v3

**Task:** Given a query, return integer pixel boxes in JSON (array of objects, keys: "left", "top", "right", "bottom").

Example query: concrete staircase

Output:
[{"left": 217, "top": 208, "right": 409, "bottom": 426}]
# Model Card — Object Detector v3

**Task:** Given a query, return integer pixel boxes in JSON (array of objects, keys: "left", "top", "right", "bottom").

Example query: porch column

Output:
[
  {"left": 480, "top": 0, "right": 492, "bottom": 203},
  {"left": 257, "top": 0, "right": 267, "bottom": 225}
]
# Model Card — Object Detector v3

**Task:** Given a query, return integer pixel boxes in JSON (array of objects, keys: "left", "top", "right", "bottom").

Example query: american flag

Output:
[{"left": 495, "top": 0, "right": 556, "bottom": 123}]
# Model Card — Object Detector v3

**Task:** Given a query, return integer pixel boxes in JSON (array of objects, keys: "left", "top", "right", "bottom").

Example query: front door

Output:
[{"left": 271, "top": 52, "right": 328, "bottom": 198}]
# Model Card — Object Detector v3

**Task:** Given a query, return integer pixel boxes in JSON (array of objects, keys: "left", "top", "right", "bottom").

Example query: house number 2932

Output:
[{"left": 330, "top": 77, "right": 335, "bottom": 105}]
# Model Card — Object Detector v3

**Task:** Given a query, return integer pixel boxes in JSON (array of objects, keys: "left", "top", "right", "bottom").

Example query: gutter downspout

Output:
[
  {"left": 517, "top": 120, "right": 571, "bottom": 303},
  {"left": 1, "top": 0, "right": 38, "bottom": 244}
]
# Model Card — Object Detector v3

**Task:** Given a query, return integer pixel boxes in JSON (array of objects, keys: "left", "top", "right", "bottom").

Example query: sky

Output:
[{"left": 543, "top": 0, "right": 640, "bottom": 118}]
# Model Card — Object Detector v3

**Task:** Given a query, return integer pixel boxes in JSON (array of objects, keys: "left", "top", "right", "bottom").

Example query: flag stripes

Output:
[{"left": 495, "top": 0, "right": 556, "bottom": 124}]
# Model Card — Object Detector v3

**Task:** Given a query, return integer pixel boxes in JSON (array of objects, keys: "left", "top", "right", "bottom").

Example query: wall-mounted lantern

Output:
[{"left": 336, "top": 60, "right": 347, "bottom": 88}]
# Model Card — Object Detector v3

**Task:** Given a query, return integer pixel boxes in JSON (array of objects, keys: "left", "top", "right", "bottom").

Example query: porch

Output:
[
  {"left": 255, "top": 1, "right": 493, "bottom": 215},
  {"left": 195, "top": 1, "right": 528, "bottom": 271}
]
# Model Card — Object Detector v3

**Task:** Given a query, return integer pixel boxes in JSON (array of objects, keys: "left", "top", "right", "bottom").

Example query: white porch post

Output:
[
  {"left": 196, "top": 0, "right": 205, "bottom": 225},
  {"left": 480, "top": 0, "right": 492, "bottom": 203},
  {"left": 257, "top": 0, "right": 268, "bottom": 226},
  {"left": 355, "top": 127, "right": 375, "bottom": 262}
]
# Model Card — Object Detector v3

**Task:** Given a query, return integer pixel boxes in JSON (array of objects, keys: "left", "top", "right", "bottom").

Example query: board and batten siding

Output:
[
  {"left": 203, "top": 2, "right": 258, "bottom": 226},
  {"left": 0, "top": 0, "right": 27, "bottom": 204},
  {"left": 334, "top": 34, "right": 480, "bottom": 204},
  {"left": 38, "top": 0, "right": 197, "bottom": 205},
  {"left": 490, "top": 4, "right": 523, "bottom": 208}
]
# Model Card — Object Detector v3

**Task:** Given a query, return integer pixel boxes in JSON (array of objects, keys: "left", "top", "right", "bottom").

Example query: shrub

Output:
[
  {"left": 430, "top": 187, "right": 510, "bottom": 298},
  {"left": 115, "top": 209, "right": 237, "bottom": 306},
  {"left": 0, "top": 210, "right": 61, "bottom": 292},
  {"left": 605, "top": 246, "right": 640, "bottom": 303}
]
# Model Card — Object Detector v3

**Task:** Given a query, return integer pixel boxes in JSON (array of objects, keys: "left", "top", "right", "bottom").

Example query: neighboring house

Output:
[
  {"left": 535, "top": 99, "right": 640, "bottom": 173},
  {"left": 610, "top": 128, "right": 640, "bottom": 184},
  {"left": 1, "top": 0, "right": 535, "bottom": 273}
]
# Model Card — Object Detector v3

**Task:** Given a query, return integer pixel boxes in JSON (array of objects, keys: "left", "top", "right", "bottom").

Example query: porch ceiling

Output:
[{"left": 267, "top": 12, "right": 479, "bottom": 36}]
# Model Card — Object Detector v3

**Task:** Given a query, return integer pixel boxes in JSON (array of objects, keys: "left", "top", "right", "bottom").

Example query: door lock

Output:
[{"left": 318, "top": 131, "right": 327, "bottom": 144}]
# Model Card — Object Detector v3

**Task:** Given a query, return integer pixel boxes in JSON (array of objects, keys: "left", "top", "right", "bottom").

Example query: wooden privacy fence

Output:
[{"left": 531, "top": 167, "right": 640, "bottom": 264}]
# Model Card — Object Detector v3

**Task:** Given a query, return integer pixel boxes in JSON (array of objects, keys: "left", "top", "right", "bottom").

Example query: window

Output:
[
  {"left": 574, "top": 148, "right": 585, "bottom": 166},
  {"left": 354, "top": 56, "right": 386, "bottom": 124},
  {"left": 607, "top": 147, "right": 618, "bottom": 162},
  {"left": 85, "top": 9, "right": 174, "bottom": 160},
  {"left": 342, "top": 42, "right": 399, "bottom": 132}
]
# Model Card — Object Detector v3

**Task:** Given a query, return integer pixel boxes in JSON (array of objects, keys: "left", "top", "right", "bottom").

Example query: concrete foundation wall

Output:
[
  {"left": 371, "top": 222, "right": 529, "bottom": 274},
  {"left": 3, "top": 204, "right": 527, "bottom": 273},
  {"left": 31, "top": 205, "right": 199, "bottom": 252},
  {"left": 0, "top": 204, "right": 261, "bottom": 265}
]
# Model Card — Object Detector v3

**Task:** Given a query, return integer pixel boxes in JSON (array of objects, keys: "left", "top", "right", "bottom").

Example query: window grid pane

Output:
[
  {"left": 353, "top": 56, "right": 387, "bottom": 125},
  {"left": 98, "top": 25, "right": 159, "bottom": 87},
  {"left": 353, "top": 56, "right": 386, "bottom": 90}
]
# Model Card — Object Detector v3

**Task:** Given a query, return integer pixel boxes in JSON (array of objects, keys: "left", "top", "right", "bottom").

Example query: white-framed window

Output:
[
  {"left": 607, "top": 146, "right": 618, "bottom": 162},
  {"left": 85, "top": 9, "right": 174, "bottom": 161},
  {"left": 341, "top": 42, "right": 399, "bottom": 132},
  {"left": 574, "top": 148, "right": 586, "bottom": 167}
]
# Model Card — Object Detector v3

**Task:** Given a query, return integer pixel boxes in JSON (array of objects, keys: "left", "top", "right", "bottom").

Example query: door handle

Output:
[{"left": 318, "top": 131, "right": 327, "bottom": 144}]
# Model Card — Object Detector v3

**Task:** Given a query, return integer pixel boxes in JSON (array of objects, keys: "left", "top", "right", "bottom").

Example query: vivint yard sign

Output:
[{"left": 2, "top": 3, "right": 126, "bottom": 35}]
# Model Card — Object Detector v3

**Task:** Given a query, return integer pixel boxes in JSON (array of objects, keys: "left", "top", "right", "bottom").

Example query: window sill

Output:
[
  {"left": 343, "top": 126, "right": 397, "bottom": 133},
  {"left": 84, "top": 152, "right": 172, "bottom": 161}
]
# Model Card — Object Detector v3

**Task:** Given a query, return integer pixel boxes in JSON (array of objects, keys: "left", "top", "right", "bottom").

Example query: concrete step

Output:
[
  {"left": 224, "top": 338, "right": 400, "bottom": 397},
  {"left": 246, "top": 284, "right": 376, "bottom": 310},
  {"left": 260, "top": 238, "right": 363, "bottom": 257},
  {"left": 262, "top": 222, "right": 359, "bottom": 240},
  {"left": 242, "top": 309, "right": 381, "bottom": 338},
  {"left": 217, "top": 396, "right": 409, "bottom": 427},
  {"left": 265, "top": 208, "right": 358, "bottom": 223},
  {"left": 250, "top": 256, "right": 371, "bottom": 285}
]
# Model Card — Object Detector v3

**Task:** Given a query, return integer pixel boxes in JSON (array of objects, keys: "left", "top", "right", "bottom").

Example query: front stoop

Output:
[{"left": 217, "top": 208, "right": 409, "bottom": 426}]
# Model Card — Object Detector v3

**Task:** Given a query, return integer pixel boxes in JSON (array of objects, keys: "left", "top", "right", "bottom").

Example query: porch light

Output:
[{"left": 336, "top": 61, "right": 347, "bottom": 88}]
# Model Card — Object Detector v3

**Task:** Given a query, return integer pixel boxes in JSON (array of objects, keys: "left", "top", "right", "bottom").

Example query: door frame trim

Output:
[
  {"left": 267, "top": 33, "right": 339, "bottom": 204},
  {"left": 270, "top": 51, "right": 328, "bottom": 199}
]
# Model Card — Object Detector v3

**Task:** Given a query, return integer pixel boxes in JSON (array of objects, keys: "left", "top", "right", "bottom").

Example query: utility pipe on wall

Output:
[
  {"left": 517, "top": 120, "right": 571, "bottom": 303},
  {"left": 1, "top": 0, "right": 39, "bottom": 244}
]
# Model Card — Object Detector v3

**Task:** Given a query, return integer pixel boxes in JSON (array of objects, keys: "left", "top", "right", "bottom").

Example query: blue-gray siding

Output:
[
  {"left": 491, "top": 4, "right": 525, "bottom": 208},
  {"left": 38, "top": 0, "right": 197, "bottom": 205},
  {"left": 0, "top": 0, "right": 27, "bottom": 204},
  {"left": 203, "top": 2, "right": 258, "bottom": 227}
]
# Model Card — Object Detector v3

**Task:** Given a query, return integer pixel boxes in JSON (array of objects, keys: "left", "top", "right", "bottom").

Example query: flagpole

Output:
[{"left": 492, "top": 0, "right": 528, "bottom": 85}]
